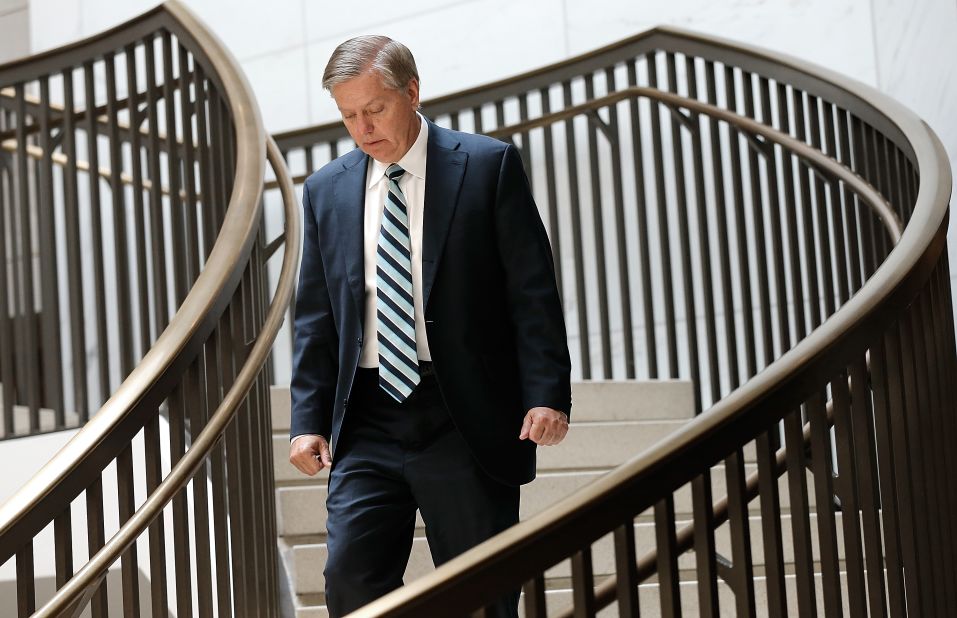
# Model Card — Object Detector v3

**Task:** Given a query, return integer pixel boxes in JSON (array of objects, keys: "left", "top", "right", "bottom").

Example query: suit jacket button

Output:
[
  {"left": 343, "top": 398, "right": 349, "bottom": 408},
  {"left": 357, "top": 336, "right": 363, "bottom": 345}
]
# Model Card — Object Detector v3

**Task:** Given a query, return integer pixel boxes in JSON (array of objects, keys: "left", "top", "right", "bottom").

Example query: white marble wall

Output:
[
  {"left": 0, "top": 0, "right": 29, "bottom": 63},
  {"left": 869, "top": 0, "right": 957, "bottom": 282},
  {"left": 24, "top": 0, "right": 880, "bottom": 132}
]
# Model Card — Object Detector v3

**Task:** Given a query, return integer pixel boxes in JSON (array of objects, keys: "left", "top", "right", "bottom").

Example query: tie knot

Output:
[{"left": 386, "top": 164, "right": 405, "bottom": 180}]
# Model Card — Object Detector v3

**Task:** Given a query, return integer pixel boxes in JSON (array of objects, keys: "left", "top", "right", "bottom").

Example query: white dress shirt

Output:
[{"left": 359, "top": 112, "right": 432, "bottom": 367}]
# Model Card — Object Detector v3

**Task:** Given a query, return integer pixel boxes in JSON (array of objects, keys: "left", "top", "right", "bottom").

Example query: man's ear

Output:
[{"left": 406, "top": 78, "right": 420, "bottom": 109}]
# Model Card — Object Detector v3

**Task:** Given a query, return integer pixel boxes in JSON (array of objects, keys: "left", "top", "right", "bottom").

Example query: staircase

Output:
[
  {"left": 271, "top": 380, "right": 697, "bottom": 617},
  {"left": 2, "top": 5, "right": 953, "bottom": 615}
]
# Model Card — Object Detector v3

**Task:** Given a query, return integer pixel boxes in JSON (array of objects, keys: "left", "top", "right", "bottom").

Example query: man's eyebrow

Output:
[{"left": 338, "top": 97, "right": 386, "bottom": 113}]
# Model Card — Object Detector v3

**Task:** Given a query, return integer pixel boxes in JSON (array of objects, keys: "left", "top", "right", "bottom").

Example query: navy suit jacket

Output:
[{"left": 289, "top": 118, "right": 571, "bottom": 486}]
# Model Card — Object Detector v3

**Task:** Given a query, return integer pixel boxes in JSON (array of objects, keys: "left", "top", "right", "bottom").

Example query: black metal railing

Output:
[
  {"left": 0, "top": 2, "right": 298, "bottom": 616},
  {"left": 267, "top": 27, "right": 953, "bottom": 617}
]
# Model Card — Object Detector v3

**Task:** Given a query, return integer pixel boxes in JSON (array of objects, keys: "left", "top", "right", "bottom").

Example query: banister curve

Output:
[
  {"left": 30, "top": 134, "right": 299, "bottom": 617},
  {"left": 0, "top": 0, "right": 266, "bottom": 562},
  {"left": 340, "top": 27, "right": 953, "bottom": 618},
  {"left": 485, "top": 85, "right": 905, "bottom": 244}
]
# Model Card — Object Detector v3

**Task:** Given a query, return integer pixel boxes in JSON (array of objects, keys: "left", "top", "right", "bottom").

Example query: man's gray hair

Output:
[{"left": 322, "top": 35, "right": 419, "bottom": 91}]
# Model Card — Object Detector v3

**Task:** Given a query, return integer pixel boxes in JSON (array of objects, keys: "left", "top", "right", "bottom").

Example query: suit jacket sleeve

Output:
[
  {"left": 493, "top": 144, "right": 573, "bottom": 417},
  {"left": 289, "top": 181, "right": 338, "bottom": 440}
]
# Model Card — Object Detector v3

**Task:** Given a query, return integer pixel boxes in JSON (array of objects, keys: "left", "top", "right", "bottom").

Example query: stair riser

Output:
[
  {"left": 270, "top": 380, "right": 695, "bottom": 433},
  {"left": 274, "top": 420, "right": 690, "bottom": 483},
  {"left": 277, "top": 466, "right": 816, "bottom": 537}
]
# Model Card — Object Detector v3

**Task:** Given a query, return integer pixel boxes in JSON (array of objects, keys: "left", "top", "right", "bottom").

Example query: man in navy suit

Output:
[{"left": 288, "top": 35, "right": 571, "bottom": 618}]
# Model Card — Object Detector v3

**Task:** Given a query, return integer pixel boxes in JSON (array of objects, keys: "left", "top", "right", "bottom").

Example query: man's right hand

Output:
[{"left": 289, "top": 434, "right": 333, "bottom": 476}]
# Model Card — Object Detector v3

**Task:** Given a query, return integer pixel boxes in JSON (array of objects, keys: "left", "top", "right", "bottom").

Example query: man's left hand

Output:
[{"left": 519, "top": 407, "right": 569, "bottom": 446}]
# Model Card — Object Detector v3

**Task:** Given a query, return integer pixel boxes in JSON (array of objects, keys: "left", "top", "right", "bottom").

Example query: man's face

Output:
[{"left": 331, "top": 70, "right": 421, "bottom": 163}]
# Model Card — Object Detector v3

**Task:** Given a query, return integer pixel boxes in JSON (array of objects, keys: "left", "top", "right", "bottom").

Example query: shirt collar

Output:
[{"left": 367, "top": 112, "right": 428, "bottom": 189}]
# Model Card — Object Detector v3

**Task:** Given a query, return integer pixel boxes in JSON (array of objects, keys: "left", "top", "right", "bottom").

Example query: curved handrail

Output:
[
  {"left": 344, "top": 29, "right": 951, "bottom": 618},
  {"left": 485, "top": 85, "right": 904, "bottom": 243},
  {"left": 31, "top": 134, "right": 299, "bottom": 616},
  {"left": 0, "top": 0, "right": 265, "bottom": 561}
]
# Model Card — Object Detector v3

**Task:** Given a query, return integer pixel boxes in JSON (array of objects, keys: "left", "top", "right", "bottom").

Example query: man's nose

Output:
[{"left": 358, "top": 115, "right": 373, "bottom": 134}]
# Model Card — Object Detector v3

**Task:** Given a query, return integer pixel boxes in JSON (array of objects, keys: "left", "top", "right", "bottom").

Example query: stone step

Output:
[
  {"left": 277, "top": 469, "right": 602, "bottom": 537},
  {"left": 270, "top": 379, "right": 695, "bottom": 433},
  {"left": 0, "top": 386, "right": 80, "bottom": 439},
  {"left": 273, "top": 418, "right": 689, "bottom": 483},
  {"left": 286, "top": 511, "right": 849, "bottom": 595},
  {"left": 276, "top": 463, "right": 817, "bottom": 537},
  {"left": 290, "top": 566, "right": 858, "bottom": 617}
]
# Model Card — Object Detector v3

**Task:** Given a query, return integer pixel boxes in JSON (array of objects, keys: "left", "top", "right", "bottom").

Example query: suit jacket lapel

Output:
[
  {"left": 333, "top": 151, "right": 368, "bottom": 328},
  {"left": 422, "top": 121, "right": 467, "bottom": 310}
]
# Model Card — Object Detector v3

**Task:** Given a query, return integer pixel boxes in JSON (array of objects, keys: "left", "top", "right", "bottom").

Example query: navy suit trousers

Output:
[{"left": 323, "top": 368, "right": 520, "bottom": 617}]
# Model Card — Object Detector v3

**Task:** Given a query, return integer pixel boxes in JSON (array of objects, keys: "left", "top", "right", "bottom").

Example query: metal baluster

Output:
[
  {"left": 776, "top": 83, "right": 807, "bottom": 343},
  {"left": 881, "top": 326, "right": 923, "bottom": 616},
  {"left": 665, "top": 54, "right": 701, "bottom": 406},
  {"left": 724, "top": 447, "right": 756, "bottom": 616},
  {"left": 144, "top": 34, "right": 170, "bottom": 336},
  {"left": 603, "top": 66, "right": 636, "bottom": 380},
  {"left": 116, "top": 443, "right": 142, "bottom": 617},
  {"left": 783, "top": 406, "right": 816, "bottom": 618},
  {"left": 647, "top": 53, "right": 679, "bottom": 378},
  {"left": 724, "top": 66, "right": 756, "bottom": 379},
  {"left": 625, "top": 59, "right": 657, "bottom": 379},
  {"left": 162, "top": 32, "right": 188, "bottom": 306},
  {"left": 907, "top": 295, "right": 949, "bottom": 616},
  {"left": 704, "top": 62, "right": 737, "bottom": 391},
  {"left": 53, "top": 506, "right": 74, "bottom": 589},
  {"left": 829, "top": 371, "right": 867, "bottom": 616},
  {"left": 61, "top": 66, "right": 89, "bottom": 421},
  {"left": 125, "top": 44, "right": 152, "bottom": 361},
  {"left": 83, "top": 61, "right": 112, "bottom": 405},
  {"left": 37, "top": 76, "right": 64, "bottom": 425},
  {"left": 105, "top": 52, "right": 136, "bottom": 381},
  {"left": 523, "top": 574, "right": 547, "bottom": 618},
  {"left": 685, "top": 57, "right": 719, "bottom": 406},
  {"left": 897, "top": 313, "right": 936, "bottom": 615},
  {"left": 572, "top": 546, "right": 597, "bottom": 618},
  {"left": 807, "top": 390, "right": 843, "bottom": 617},
  {"left": 836, "top": 110, "right": 863, "bottom": 295},
  {"left": 86, "top": 475, "right": 109, "bottom": 617},
  {"left": 144, "top": 408, "right": 170, "bottom": 617},
  {"left": 804, "top": 95, "right": 836, "bottom": 319},
  {"left": 690, "top": 474, "right": 718, "bottom": 618},
  {"left": 13, "top": 84, "right": 40, "bottom": 431},
  {"left": 561, "top": 79, "right": 591, "bottom": 378},
  {"left": 755, "top": 428, "right": 787, "bottom": 616},
  {"left": 16, "top": 541, "right": 35, "bottom": 617},
  {"left": 539, "top": 86, "right": 565, "bottom": 303},
  {"left": 928, "top": 264, "right": 957, "bottom": 616},
  {"left": 654, "top": 496, "right": 681, "bottom": 617},
  {"left": 758, "top": 78, "right": 792, "bottom": 367},
  {"left": 740, "top": 72, "right": 774, "bottom": 372},
  {"left": 868, "top": 337, "right": 906, "bottom": 616},
  {"left": 820, "top": 102, "right": 851, "bottom": 306},
  {"left": 188, "top": 349, "right": 214, "bottom": 618},
  {"left": 582, "top": 74, "right": 612, "bottom": 378},
  {"left": 847, "top": 356, "right": 888, "bottom": 617},
  {"left": 178, "top": 44, "right": 200, "bottom": 287},
  {"left": 790, "top": 89, "right": 823, "bottom": 332}
]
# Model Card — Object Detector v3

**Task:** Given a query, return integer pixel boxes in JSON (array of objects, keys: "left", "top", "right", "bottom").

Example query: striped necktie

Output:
[{"left": 376, "top": 163, "right": 420, "bottom": 401}]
